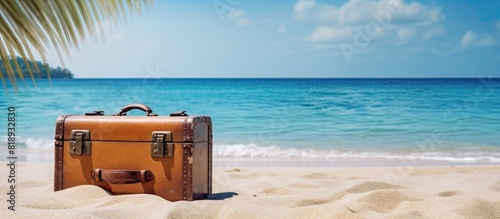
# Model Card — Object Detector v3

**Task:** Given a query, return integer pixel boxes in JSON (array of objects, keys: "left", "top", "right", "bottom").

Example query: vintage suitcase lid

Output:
[{"left": 55, "top": 104, "right": 210, "bottom": 143}]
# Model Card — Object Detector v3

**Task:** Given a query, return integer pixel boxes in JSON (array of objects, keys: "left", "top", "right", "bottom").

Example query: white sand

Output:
[{"left": 1, "top": 162, "right": 500, "bottom": 218}]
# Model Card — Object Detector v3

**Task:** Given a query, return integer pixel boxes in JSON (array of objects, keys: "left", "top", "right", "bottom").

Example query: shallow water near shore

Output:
[{"left": 1, "top": 78, "right": 500, "bottom": 164}]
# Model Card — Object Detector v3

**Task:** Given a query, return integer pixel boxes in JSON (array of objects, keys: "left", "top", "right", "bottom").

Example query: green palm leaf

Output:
[{"left": 0, "top": 0, "right": 153, "bottom": 92}]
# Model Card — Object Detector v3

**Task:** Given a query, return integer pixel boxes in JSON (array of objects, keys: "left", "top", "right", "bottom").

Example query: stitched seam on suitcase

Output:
[
  {"left": 188, "top": 121, "right": 194, "bottom": 200},
  {"left": 184, "top": 144, "right": 194, "bottom": 201},
  {"left": 206, "top": 117, "right": 212, "bottom": 194},
  {"left": 54, "top": 115, "right": 69, "bottom": 191},
  {"left": 182, "top": 118, "right": 188, "bottom": 200},
  {"left": 184, "top": 118, "right": 195, "bottom": 200}
]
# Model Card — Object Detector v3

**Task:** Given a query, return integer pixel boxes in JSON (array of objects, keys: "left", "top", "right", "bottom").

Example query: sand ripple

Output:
[{"left": 2, "top": 163, "right": 500, "bottom": 218}]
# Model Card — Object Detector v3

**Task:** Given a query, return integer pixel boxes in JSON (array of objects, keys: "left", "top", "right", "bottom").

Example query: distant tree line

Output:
[{"left": 0, "top": 56, "right": 74, "bottom": 79}]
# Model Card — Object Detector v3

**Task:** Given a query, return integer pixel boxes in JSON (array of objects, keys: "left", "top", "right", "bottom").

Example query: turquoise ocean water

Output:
[{"left": 1, "top": 78, "right": 500, "bottom": 164}]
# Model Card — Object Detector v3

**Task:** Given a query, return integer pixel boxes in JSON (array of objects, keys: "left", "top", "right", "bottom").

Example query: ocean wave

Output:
[
  {"left": 1, "top": 136, "right": 54, "bottom": 150},
  {"left": 214, "top": 144, "right": 500, "bottom": 163},
  {"left": 2, "top": 136, "right": 499, "bottom": 163}
]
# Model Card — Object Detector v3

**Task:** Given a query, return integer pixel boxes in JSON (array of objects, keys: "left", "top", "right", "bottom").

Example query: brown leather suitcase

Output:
[{"left": 53, "top": 103, "right": 212, "bottom": 201}]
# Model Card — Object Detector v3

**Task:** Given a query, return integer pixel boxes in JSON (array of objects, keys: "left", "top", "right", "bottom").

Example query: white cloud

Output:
[
  {"left": 389, "top": 1, "right": 443, "bottom": 26},
  {"left": 229, "top": 9, "right": 251, "bottom": 27},
  {"left": 296, "top": 0, "right": 444, "bottom": 44},
  {"left": 315, "top": 5, "right": 339, "bottom": 22},
  {"left": 497, "top": 21, "right": 500, "bottom": 30},
  {"left": 477, "top": 36, "right": 496, "bottom": 47},
  {"left": 397, "top": 27, "right": 416, "bottom": 40},
  {"left": 277, "top": 23, "right": 287, "bottom": 33},
  {"left": 294, "top": 0, "right": 318, "bottom": 22},
  {"left": 307, "top": 26, "right": 352, "bottom": 42},
  {"left": 294, "top": 0, "right": 316, "bottom": 13},
  {"left": 236, "top": 18, "right": 251, "bottom": 26},
  {"left": 229, "top": 9, "right": 245, "bottom": 19},
  {"left": 461, "top": 31, "right": 476, "bottom": 47},
  {"left": 295, "top": 0, "right": 442, "bottom": 25},
  {"left": 461, "top": 31, "right": 496, "bottom": 47}
]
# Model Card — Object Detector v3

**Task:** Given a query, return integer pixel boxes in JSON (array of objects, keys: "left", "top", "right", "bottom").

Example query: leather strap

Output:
[{"left": 91, "top": 169, "right": 154, "bottom": 184}]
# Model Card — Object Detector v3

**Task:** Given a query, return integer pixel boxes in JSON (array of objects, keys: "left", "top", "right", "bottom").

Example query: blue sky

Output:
[{"left": 46, "top": 0, "right": 500, "bottom": 78}]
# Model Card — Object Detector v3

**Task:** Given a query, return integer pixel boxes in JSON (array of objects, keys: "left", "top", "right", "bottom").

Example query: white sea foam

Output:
[
  {"left": 2, "top": 136, "right": 499, "bottom": 163},
  {"left": 214, "top": 144, "right": 500, "bottom": 163},
  {"left": 1, "top": 136, "right": 54, "bottom": 150},
  {"left": 24, "top": 137, "right": 55, "bottom": 149}
]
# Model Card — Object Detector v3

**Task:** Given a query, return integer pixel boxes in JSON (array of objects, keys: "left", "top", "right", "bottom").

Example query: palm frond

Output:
[{"left": 0, "top": 0, "right": 153, "bottom": 91}]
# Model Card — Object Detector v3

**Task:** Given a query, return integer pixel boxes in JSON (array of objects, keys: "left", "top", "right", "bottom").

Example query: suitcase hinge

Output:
[
  {"left": 151, "top": 131, "right": 174, "bottom": 158},
  {"left": 70, "top": 130, "right": 91, "bottom": 156}
]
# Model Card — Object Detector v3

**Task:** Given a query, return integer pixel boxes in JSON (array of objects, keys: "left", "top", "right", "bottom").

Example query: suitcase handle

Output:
[
  {"left": 114, "top": 103, "right": 158, "bottom": 116},
  {"left": 91, "top": 169, "right": 154, "bottom": 184}
]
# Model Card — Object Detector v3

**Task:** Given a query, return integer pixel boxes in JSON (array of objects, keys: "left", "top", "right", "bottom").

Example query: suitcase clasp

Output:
[
  {"left": 85, "top": 110, "right": 105, "bottom": 116},
  {"left": 70, "top": 130, "right": 91, "bottom": 156},
  {"left": 170, "top": 111, "right": 188, "bottom": 116},
  {"left": 151, "top": 131, "right": 174, "bottom": 158}
]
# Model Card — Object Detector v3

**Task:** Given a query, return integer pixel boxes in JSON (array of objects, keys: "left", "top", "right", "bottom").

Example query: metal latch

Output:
[
  {"left": 151, "top": 131, "right": 174, "bottom": 158},
  {"left": 170, "top": 111, "right": 188, "bottom": 116},
  {"left": 70, "top": 130, "right": 91, "bottom": 156}
]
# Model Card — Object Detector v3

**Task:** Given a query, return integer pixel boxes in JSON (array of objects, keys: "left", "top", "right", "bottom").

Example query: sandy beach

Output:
[{"left": 1, "top": 161, "right": 499, "bottom": 218}]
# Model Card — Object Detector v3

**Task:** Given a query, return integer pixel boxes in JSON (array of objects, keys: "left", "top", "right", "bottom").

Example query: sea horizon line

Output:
[{"left": 45, "top": 77, "right": 500, "bottom": 80}]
